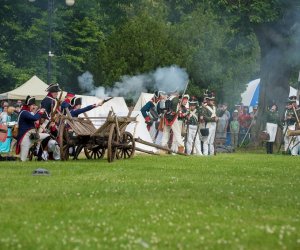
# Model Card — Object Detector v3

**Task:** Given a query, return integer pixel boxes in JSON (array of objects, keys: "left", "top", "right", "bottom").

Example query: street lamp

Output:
[{"left": 29, "top": 0, "right": 75, "bottom": 84}]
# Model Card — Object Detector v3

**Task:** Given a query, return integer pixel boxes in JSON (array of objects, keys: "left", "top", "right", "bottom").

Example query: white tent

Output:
[
  {"left": 126, "top": 111, "right": 157, "bottom": 153},
  {"left": 133, "top": 92, "right": 154, "bottom": 111},
  {"left": 0, "top": 75, "right": 51, "bottom": 100},
  {"left": 79, "top": 96, "right": 129, "bottom": 127}
]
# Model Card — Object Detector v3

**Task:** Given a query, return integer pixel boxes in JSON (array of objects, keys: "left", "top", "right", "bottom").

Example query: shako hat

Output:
[
  {"left": 46, "top": 83, "right": 61, "bottom": 93},
  {"left": 189, "top": 96, "right": 198, "bottom": 106},
  {"left": 25, "top": 95, "right": 36, "bottom": 106},
  {"left": 203, "top": 89, "right": 215, "bottom": 100},
  {"left": 287, "top": 96, "right": 297, "bottom": 103},
  {"left": 182, "top": 94, "right": 190, "bottom": 100},
  {"left": 154, "top": 91, "right": 166, "bottom": 98},
  {"left": 71, "top": 97, "right": 82, "bottom": 107}
]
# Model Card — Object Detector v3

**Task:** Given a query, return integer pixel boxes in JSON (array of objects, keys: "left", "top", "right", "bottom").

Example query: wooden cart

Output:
[{"left": 59, "top": 110, "right": 136, "bottom": 162}]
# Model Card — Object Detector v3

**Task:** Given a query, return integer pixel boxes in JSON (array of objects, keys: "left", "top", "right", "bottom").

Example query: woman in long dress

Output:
[{"left": 0, "top": 106, "right": 15, "bottom": 153}]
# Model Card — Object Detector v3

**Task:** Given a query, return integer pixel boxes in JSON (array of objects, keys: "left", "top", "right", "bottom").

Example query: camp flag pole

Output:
[{"left": 297, "top": 71, "right": 300, "bottom": 102}]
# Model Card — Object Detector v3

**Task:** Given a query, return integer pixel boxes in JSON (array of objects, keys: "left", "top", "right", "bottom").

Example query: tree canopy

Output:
[{"left": 1, "top": 0, "right": 298, "bottom": 108}]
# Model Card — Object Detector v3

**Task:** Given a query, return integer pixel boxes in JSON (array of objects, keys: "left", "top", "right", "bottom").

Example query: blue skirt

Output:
[{"left": 0, "top": 128, "right": 12, "bottom": 153}]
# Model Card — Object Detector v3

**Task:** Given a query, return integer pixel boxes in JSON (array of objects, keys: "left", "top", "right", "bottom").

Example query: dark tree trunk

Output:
[{"left": 253, "top": 23, "right": 293, "bottom": 136}]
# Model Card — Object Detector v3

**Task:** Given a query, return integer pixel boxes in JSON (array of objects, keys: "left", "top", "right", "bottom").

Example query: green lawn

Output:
[{"left": 0, "top": 153, "right": 300, "bottom": 249}]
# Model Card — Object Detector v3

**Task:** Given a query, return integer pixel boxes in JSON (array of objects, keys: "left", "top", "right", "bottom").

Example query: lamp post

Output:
[{"left": 29, "top": 0, "right": 75, "bottom": 84}]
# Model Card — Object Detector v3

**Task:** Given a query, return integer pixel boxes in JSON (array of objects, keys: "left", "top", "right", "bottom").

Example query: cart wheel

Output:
[
  {"left": 107, "top": 124, "right": 119, "bottom": 162},
  {"left": 74, "top": 145, "right": 84, "bottom": 160},
  {"left": 84, "top": 145, "right": 105, "bottom": 159},
  {"left": 59, "top": 123, "right": 70, "bottom": 161},
  {"left": 116, "top": 132, "right": 135, "bottom": 159}
]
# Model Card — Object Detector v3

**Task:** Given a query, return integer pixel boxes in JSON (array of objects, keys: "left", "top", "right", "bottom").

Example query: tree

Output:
[
  {"left": 219, "top": 0, "right": 300, "bottom": 118},
  {"left": 172, "top": 5, "right": 259, "bottom": 104}
]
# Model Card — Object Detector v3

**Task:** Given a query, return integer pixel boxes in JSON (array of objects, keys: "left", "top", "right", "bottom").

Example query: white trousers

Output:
[
  {"left": 154, "top": 131, "right": 163, "bottom": 145},
  {"left": 266, "top": 123, "right": 278, "bottom": 142},
  {"left": 283, "top": 125, "right": 289, "bottom": 151},
  {"left": 186, "top": 125, "right": 202, "bottom": 155},
  {"left": 287, "top": 124, "right": 299, "bottom": 155},
  {"left": 149, "top": 123, "right": 157, "bottom": 142},
  {"left": 20, "top": 130, "right": 49, "bottom": 161},
  {"left": 203, "top": 122, "right": 216, "bottom": 156},
  {"left": 162, "top": 119, "right": 184, "bottom": 149}
]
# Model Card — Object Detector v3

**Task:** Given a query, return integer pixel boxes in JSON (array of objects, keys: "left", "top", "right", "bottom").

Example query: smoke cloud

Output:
[{"left": 78, "top": 65, "right": 189, "bottom": 100}]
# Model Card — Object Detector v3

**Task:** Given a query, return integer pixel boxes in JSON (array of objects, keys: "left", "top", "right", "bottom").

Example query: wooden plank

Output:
[{"left": 135, "top": 137, "right": 187, "bottom": 156}]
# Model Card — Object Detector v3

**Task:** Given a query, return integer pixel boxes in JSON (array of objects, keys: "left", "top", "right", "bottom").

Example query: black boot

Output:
[
  {"left": 269, "top": 142, "right": 273, "bottom": 154},
  {"left": 266, "top": 142, "right": 270, "bottom": 154}
]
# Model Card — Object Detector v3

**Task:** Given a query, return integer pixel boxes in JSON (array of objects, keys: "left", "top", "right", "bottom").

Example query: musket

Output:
[
  {"left": 184, "top": 121, "right": 189, "bottom": 154},
  {"left": 277, "top": 123, "right": 288, "bottom": 153},
  {"left": 102, "top": 97, "right": 113, "bottom": 105},
  {"left": 50, "top": 89, "right": 64, "bottom": 122},
  {"left": 292, "top": 105, "right": 300, "bottom": 129},
  {"left": 191, "top": 123, "right": 199, "bottom": 155},
  {"left": 179, "top": 80, "right": 189, "bottom": 107}
]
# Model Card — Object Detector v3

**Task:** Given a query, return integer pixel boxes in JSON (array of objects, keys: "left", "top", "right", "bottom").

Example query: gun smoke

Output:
[{"left": 78, "top": 65, "right": 189, "bottom": 100}]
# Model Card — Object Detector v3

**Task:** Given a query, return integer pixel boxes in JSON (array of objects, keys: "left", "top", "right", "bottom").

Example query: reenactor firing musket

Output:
[{"left": 50, "top": 89, "right": 64, "bottom": 122}]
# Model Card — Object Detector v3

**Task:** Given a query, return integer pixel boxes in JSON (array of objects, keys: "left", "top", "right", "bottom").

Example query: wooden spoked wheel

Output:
[
  {"left": 116, "top": 132, "right": 135, "bottom": 159},
  {"left": 59, "top": 123, "right": 70, "bottom": 161},
  {"left": 74, "top": 145, "right": 84, "bottom": 160},
  {"left": 84, "top": 145, "right": 105, "bottom": 159},
  {"left": 107, "top": 124, "right": 119, "bottom": 163}
]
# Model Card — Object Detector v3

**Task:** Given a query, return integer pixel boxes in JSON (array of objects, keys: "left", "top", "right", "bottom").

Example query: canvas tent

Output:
[
  {"left": 241, "top": 78, "right": 297, "bottom": 107},
  {"left": 0, "top": 75, "right": 53, "bottom": 100},
  {"left": 133, "top": 92, "right": 154, "bottom": 111}
]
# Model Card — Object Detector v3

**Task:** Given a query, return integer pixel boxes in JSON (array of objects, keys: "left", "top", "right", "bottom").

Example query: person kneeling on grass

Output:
[
  {"left": 35, "top": 113, "right": 60, "bottom": 161},
  {"left": 16, "top": 96, "right": 46, "bottom": 161}
]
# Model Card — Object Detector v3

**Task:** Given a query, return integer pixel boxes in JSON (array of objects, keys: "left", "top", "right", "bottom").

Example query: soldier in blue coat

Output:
[
  {"left": 69, "top": 97, "right": 103, "bottom": 117},
  {"left": 41, "top": 83, "right": 61, "bottom": 117},
  {"left": 61, "top": 92, "right": 75, "bottom": 114},
  {"left": 16, "top": 96, "right": 46, "bottom": 161}
]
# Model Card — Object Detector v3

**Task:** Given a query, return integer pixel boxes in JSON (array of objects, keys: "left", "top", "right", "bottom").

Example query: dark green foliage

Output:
[{"left": 0, "top": 0, "right": 262, "bottom": 106}]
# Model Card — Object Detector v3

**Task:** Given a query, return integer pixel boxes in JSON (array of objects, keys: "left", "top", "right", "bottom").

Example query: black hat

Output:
[
  {"left": 154, "top": 91, "right": 166, "bottom": 98},
  {"left": 203, "top": 89, "right": 215, "bottom": 100},
  {"left": 71, "top": 97, "right": 82, "bottom": 106},
  {"left": 189, "top": 96, "right": 198, "bottom": 106},
  {"left": 206, "top": 94, "right": 215, "bottom": 100},
  {"left": 287, "top": 96, "right": 297, "bottom": 103},
  {"left": 25, "top": 95, "right": 36, "bottom": 106},
  {"left": 46, "top": 83, "right": 61, "bottom": 93}
]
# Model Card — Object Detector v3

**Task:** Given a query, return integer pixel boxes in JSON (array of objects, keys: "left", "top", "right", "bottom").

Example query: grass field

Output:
[{"left": 0, "top": 153, "right": 300, "bottom": 249}]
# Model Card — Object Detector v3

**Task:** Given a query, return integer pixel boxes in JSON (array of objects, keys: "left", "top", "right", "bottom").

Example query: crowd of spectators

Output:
[
  {"left": 215, "top": 104, "right": 257, "bottom": 149},
  {"left": 0, "top": 100, "right": 23, "bottom": 157}
]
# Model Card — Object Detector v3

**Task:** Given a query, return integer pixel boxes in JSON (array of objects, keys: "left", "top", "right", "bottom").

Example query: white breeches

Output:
[
  {"left": 186, "top": 125, "right": 202, "bottom": 155},
  {"left": 20, "top": 131, "right": 49, "bottom": 161},
  {"left": 162, "top": 119, "right": 184, "bottom": 148},
  {"left": 203, "top": 122, "right": 216, "bottom": 156}
]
